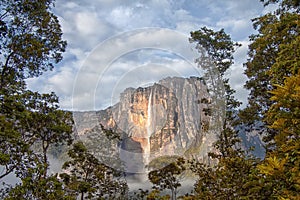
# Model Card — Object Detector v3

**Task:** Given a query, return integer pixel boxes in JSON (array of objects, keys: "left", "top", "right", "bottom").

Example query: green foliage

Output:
[
  {"left": 267, "top": 72, "right": 300, "bottom": 145},
  {"left": 148, "top": 155, "right": 182, "bottom": 170},
  {"left": 146, "top": 189, "right": 170, "bottom": 200},
  {"left": 0, "top": 89, "right": 74, "bottom": 181},
  {"left": 155, "top": 2, "right": 300, "bottom": 199},
  {"left": 190, "top": 27, "right": 242, "bottom": 158},
  {"left": 148, "top": 158, "right": 186, "bottom": 200},
  {"left": 60, "top": 141, "right": 128, "bottom": 200},
  {"left": 24, "top": 91, "right": 74, "bottom": 177},
  {"left": 190, "top": 156, "right": 258, "bottom": 200},
  {"left": 241, "top": 0, "right": 300, "bottom": 148},
  {"left": 252, "top": 72, "right": 300, "bottom": 199},
  {"left": 129, "top": 189, "right": 149, "bottom": 200},
  {"left": 239, "top": 1, "right": 300, "bottom": 199},
  {"left": 0, "top": 0, "right": 66, "bottom": 83},
  {"left": 4, "top": 173, "right": 73, "bottom": 200},
  {"left": 190, "top": 27, "right": 240, "bottom": 77},
  {"left": 0, "top": 0, "right": 75, "bottom": 198},
  {"left": 260, "top": 0, "right": 300, "bottom": 12}
]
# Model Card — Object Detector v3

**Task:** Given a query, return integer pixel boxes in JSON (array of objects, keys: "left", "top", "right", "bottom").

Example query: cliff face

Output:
[
  {"left": 73, "top": 76, "right": 266, "bottom": 173},
  {"left": 74, "top": 76, "right": 213, "bottom": 172}
]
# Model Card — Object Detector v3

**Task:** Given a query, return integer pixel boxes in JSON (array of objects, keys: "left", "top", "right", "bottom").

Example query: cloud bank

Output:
[{"left": 26, "top": 0, "right": 271, "bottom": 110}]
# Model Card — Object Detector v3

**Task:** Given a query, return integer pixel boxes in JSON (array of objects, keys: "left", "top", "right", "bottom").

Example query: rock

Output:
[
  {"left": 73, "top": 76, "right": 265, "bottom": 173},
  {"left": 73, "top": 76, "right": 214, "bottom": 172}
]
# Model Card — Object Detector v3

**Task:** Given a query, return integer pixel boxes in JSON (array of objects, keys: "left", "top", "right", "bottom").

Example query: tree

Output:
[
  {"left": 265, "top": 33, "right": 300, "bottom": 150},
  {"left": 255, "top": 72, "right": 300, "bottom": 199},
  {"left": 187, "top": 1, "right": 300, "bottom": 199},
  {"left": 3, "top": 173, "right": 73, "bottom": 200},
  {"left": 0, "top": 0, "right": 66, "bottom": 86},
  {"left": 240, "top": 0, "right": 300, "bottom": 149},
  {"left": 24, "top": 91, "right": 74, "bottom": 178},
  {"left": 0, "top": 0, "right": 68, "bottom": 179},
  {"left": 189, "top": 156, "right": 257, "bottom": 199},
  {"left": 238, "top": 1, "right": 300, "bottom": 199},
  {"left": 0, "top": 91, "right": 74, "bottom": 180},
  {"left": 60, "top": 141, "right": 128, "bottom": 200},
  {"left": 190, "top": 27, "right": 242, "bottom": 159},
  {"left": 0, "top": 0, "right": 74, "bottom": 198},
  {"left": 188, "top": 27, "right": 260, "bottom": 200},
  {"left": 148, "top": 158, "right": 186, "bottom": 200},
  {"left": 146, "top": 190, "right": 170, "bottom": 200},
  {"left": 260, "top": 0, "right": 300, "bottom": 12},
  {"left": 239, "top": 72, "right": 300, "bottom": 200}
]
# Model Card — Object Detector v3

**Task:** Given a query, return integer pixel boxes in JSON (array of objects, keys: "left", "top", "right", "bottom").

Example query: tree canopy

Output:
[{"left": 0, "top": 0, "right": 73, "bottom": 198}]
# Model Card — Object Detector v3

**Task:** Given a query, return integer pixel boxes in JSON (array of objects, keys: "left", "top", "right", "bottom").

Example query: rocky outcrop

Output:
[
  {"left": 73, "top": 76, "right": 266, "bottom": 173},
  {"left": 73, "top": 76, "right": 214, "bottom": 172}
]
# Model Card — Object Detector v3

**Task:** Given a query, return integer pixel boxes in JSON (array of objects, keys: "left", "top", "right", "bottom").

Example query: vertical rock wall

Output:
[{"left": 74, "top": 76, "right": 213, "bottom": 172}]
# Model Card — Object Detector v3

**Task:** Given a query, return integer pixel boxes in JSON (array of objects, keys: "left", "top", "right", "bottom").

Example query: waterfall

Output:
[
  {"left": 144, "top": 88, "right": 153, "bottom": 167},
  {"left": 147, "top": 89, "right": 153, "bottom": 138}
]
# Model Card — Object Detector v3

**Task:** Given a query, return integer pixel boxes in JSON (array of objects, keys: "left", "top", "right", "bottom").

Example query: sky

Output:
[{"left": 26, "top": 0, "right": 277, "bottom": 111}]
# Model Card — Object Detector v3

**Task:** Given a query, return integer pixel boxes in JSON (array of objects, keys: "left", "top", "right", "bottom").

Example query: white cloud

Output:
[
  {"left": 48, "top": 69, "right": 74, "bottom": 95},
  {"left": 70, "top": 28, "right": 202, "bottom": 110},
  {"left": 216, "top": 18, "right": 251, "bottom": 40},
  {"left": 109, "top": 6, "right": 134, "bottom": 28},
  {"left": 226, "top": 40, "right": 251, "bottom": 107},
  {"left": 93, "top": 58, "right": 202, "bottom": 110},
  {"left": 176, "top": 21, "right": 204, "bottom": 34},
  {"left": 27, "top": 0, "right": 269, "bottom": 110},
  {"left": 75, "top": 12, "right": 102, "bottom": 35}
]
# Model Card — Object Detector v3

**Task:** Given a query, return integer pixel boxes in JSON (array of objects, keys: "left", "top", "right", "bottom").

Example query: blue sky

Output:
[{"left": 26, "top": 0, "right": 277, "bottom": 111}]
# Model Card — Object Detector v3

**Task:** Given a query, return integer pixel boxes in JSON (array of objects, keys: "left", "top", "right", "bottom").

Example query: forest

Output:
[{"left": 0, "top": 0, "right": 299, "bottom": 199}]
